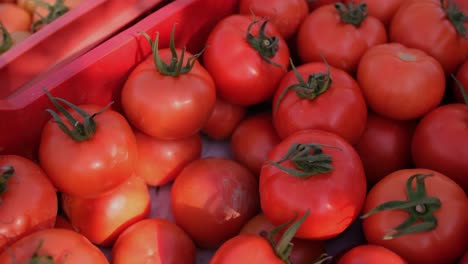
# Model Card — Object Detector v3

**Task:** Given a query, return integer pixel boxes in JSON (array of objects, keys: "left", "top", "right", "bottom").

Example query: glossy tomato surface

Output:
[{"left": 337, "top": 244, "right": 407, "bottom": 264}]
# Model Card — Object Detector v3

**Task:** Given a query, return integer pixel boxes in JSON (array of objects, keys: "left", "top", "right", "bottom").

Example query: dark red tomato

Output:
[
  {"left": 121, "top": 32, "right": 216, "bottom": 140},
  {"left": 0, "top": 155, "right": 57, "bottom": 252},
  {"left": 355, "top": 112, "right": 415, "bottom": 187},
  {"left": 210, "top": 234, "right": 284, "bottom": 264},
  {"left": 454, "top": 0, "right": 468, "bottom": 12},
  {"left": 111, "top": 219, "right": 196, "bottom": 264},
  {"left": 411, "top": 103, "right": 468, "bottom": 193},
  {"left": 350, "top": 0, "right": 405, "bottom": 25},
  {"left": 201, "top": 97, "right": 247, "bottom": 140},
  {"left": 337, "top": 244, "right": 407, "bottom": 264},
  {"left": 460, "top": 251, "right": 468, "bottom": 264},
  {"left": 54, "top": 215, "right": 75, "bottom": 231},
  {"left": 362, "top": 169, "right": 468, "bottom": 264},
  {"left": 134, "top": 130, "right": 202, "bottom": 186},
  {"left": 357, "top": 43, "right": 445, "bottom": 121},
  {"left": 0, "top": 228, "right": 109, "bottom": 264},
  {"left": 297, "top": 3, "right": 387, "bottom": 74},
  {"left": 272, "top": 61, "right": 367, "bottom": 145},
  {"left": 203, "top": 14, "right": 290, "bottom": 106},
  {"left": 238, "top": 0, "right": 309, "bottom": 40},
  {"left": 230, "top": 112, "right": 281, "bottom": 176},
  {"left": 390, "top": 0, "right": 468, "bottom": 74},
  {"left": 454, "top": 59, "right": 468, "bottom": 103},
  {"left": 260, "top": 129, "right": 367, "bottom": 239},
  {"left": 39, "top": 101, "right": 138, "bottom": 198},
  {"left": 240, "top": 213, "right": 327, "bottom": 264},
  {"left": 171, "top": 157, "right": 259, "bottom": 249},
  {"left": 61, "top": 175, "right": 150, "bottom": 246}
]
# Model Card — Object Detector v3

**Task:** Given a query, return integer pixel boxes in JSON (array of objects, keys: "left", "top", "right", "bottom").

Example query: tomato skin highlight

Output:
[
  {"left": 297, "top": 4, "right": 387, "bottom": 74},
  {"left": 134, "top": 130, "right": 202, "bottom": 186},
  {"left": 273, "top": 62, "right": 367, "bottom": 145},
  {"left": 209, "top": 234, "right": 284, "bottom": 264},
  {"left": 389, "top": 0, "right": 468, "bottom": 74},
  {"left": 111, "top": 218, "right": 196, "bottom": 264},
  {"left": 337, "top": 244, "right": 407, "bottom": 264},
  {"left": 362, "top": 169, "right": 468, "bottom": 264},
  {"left": 203, "top": 14, "right": 290, "bottom": 106},
  {"left": 39, "top": 104, "right": 138, "bottom": 198},
  {"left": 357, "top": 43, "right": 445, "bottom": 121},
  {"left": 260, "top": 130, "right": 367, "bottom": 240},
  {"left": 0, "top": 155, "right": 57, "bottom": 253},
  {"left": 122, "top": 50, "right": 216, "bottom": 140},
  {"left": 171, "top": 157, "right": 260, "bottom": 249},
  {"left": 411, "top": 104, "right": 468, "bottom": 193}
]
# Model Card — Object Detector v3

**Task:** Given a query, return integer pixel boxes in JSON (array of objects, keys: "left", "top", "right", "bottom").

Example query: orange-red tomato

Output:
[
  {"left": 0, "top": 228, "right": 109, "bottom": 264},
  {"left": 61, "top": 175, "right": 151, "bottom": 246},
  {"left": 357, "top": 43, "right": 445, "bottom": 120},
  {"left": 112, "top": 218, "right": 196, "bottom": 264},
  {"left": 337, "top": 244, "right": 407, "bottom": 264},
  {"left": 239, "top": 0, "right": 309, "bottom": 40},
  {"left": 0, "top": 3, "right": 31, "bottom": 32},
  {"left": 362, "top": 169, "right": 468, "bottom": 264},
  {"left": 201, "top": 97, "right": 247, "bottom": 140},
  {"left": 171, "top": 157, "right": 259, "bottom": 248},
  {"left": 39, "top": 103, "right": 138, "bottom": 198},
  {"left": 390, "top": 0, "right": 468, "bottom": 74},
  {"left": 31, "top": 0, "right": 82, "bottom": 27},
  {"left": 230, "top": 112, "right": 281, "bottom": 176},
  {"left": 134, "top": 130, "right": 202, "bottom": 186},
  {"left": 0, "top": 155, "right": 57, "bottom": 252},
  {"left": 297, "top": 3, "right": 387, "bottom": 74}
]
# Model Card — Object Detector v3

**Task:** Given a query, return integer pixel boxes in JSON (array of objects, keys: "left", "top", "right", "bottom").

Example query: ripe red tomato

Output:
[
  {"left": 0, "top": 155, "right": 57, "bottom": 252},
  {"left": 122, "top": 31, "right": 216, "bottom": 140},
  {"left": 30, "top": 0, "right": 82, "bottom": 32},
  {"left": 351, "top": 0, "right": 405, "bottom": 25},
  {"left": 230, "top": 112, "right": 281, "bottom": 176},
  {"left": 389, "top": 0, "right": 468, "bottom": 74},
  {"left": 260, "top": 129, "right": 367, "bottom": 239},
  {"left": 307, "top": 0, "right": 341, "bottom": 10},
  {"left": 238, "top": 0, "right": 309, "bottom": 40},
  {"left": 111, "top": 218, "right": 196, "bottom": 264},
  {"left": 0, "top": 3, "right": 31, "bottom": 32},
  {"left": 134, "top": 130, "right": 202, "bottom": 186},
  {"left": 272, "top": 61, "right": 367, "bottom": 145},
  {"left": 357, "top": 43, "right": 445, "bottom": 120},
  {"left": 362, "top": 169, "right": 468, "bottom": 264},
  {"left": 203, "top": 14, "right": 290, "bottom": 106},
  {"left": 337, "top": 244, "right": 407, "bottom": 264},
  {"left": 240, "top": 213, "right": 328, "bottom": 264},
  {"left": 201, "top": 97, "right": 247, "bottom": 140},
  {"left": 354, "top": 112, "right": 415, "bottom": 187},
  {"left": 39, "top": 100, "right": 137, "bottom": 198},
  {"left": 297, "top": 3, "right": 387, "bottom": 74},
  {"left": 171, "top": 157, "right": 259, "bottom": 248},
  {"left": 411, "top": 103, "right": 468, "bottom": 193},
  {"left": 61, "top": 175, "right": 150, "bottom": 246},
  {"left": 460, "top": 251, "right": 468, "bottom": 264},
  {"left": 0, "top": 228, "right": 109, "bottom": 264},
  {"left": 454, "top": 59, "right": 468, "bottom": 103}
]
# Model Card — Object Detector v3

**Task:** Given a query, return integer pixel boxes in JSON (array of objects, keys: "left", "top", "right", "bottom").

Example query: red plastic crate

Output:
[
  {"left": 0, "top": 0, "right": 238, "bottom": 159},
  {"left": 0, "top": 0, "right": 168, "bottom": 100}
]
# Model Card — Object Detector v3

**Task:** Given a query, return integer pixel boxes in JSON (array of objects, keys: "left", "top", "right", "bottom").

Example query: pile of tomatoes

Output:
[
  {"left": 0, "top": 0, "right": 82, "bottom": 53},
  {"left": 0, "top": 0, "right": 467, "bottom": 263}
]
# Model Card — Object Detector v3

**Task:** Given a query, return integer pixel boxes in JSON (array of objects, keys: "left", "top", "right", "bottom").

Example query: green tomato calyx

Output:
[
  {"left": 335, "top": 2, "right": 369, "bottom": 27},
  {"left": 442, "top": 0, "right": 468, "bottom": 39},
  {"left": 246, "top": 17, "right": 283, "bottom": 68},
  {"left": 0, "top": 22, "right": 13, "bottom": 54},
  {"left": 361, "top": 173, "right": 441, "bottom": 240},
  {"left": 43, "top": 88, "right": 113, "bottom": 142},
  {"left": 31, "top": 0, "right": 69, "bottom": 33},
  {"left": 0, "top": 165, "right": 14, "bottom": 201}
]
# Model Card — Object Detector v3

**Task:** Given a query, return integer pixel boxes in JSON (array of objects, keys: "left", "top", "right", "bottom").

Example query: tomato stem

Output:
[
  {"left": 0, "top": 166, "right": 14, "bottom": 202},
  {"left": 268, "top": 210, "right": 310, "bottom": 264},
  {"left": 30, "top": 0, "right": 69, "bottom": 33},
  {"left": 442, "top": 0, "right": 468, "bottom": 39},
  {"left": 43, "top": 88, "right": 113, "bottom": 142},
  {"left": 335, "top": 2, "right": 369, "bottom": 27},
  {"left": 246, "top": 17, "right": 283, "bottom": 68},
  {"left": 451, "top": 74, "right": 468, "bottom": 105},
  {"left": 141, "top": 24, "right": 204, "bottom": 77},
  {"left": 0, "top": 22, "right": 13, "bottom": 54},
  {"left": 266, "top": 143, "right": 340, "bottom": 178},
  {"left": 361, "top": 174, "right": 441, "bottom": 240},
  {"left": 274, "top": 55, "right": 332, "bottom": 113},
  {"left": 10, "top": 240, "right": 59, "bottom": 264}
]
